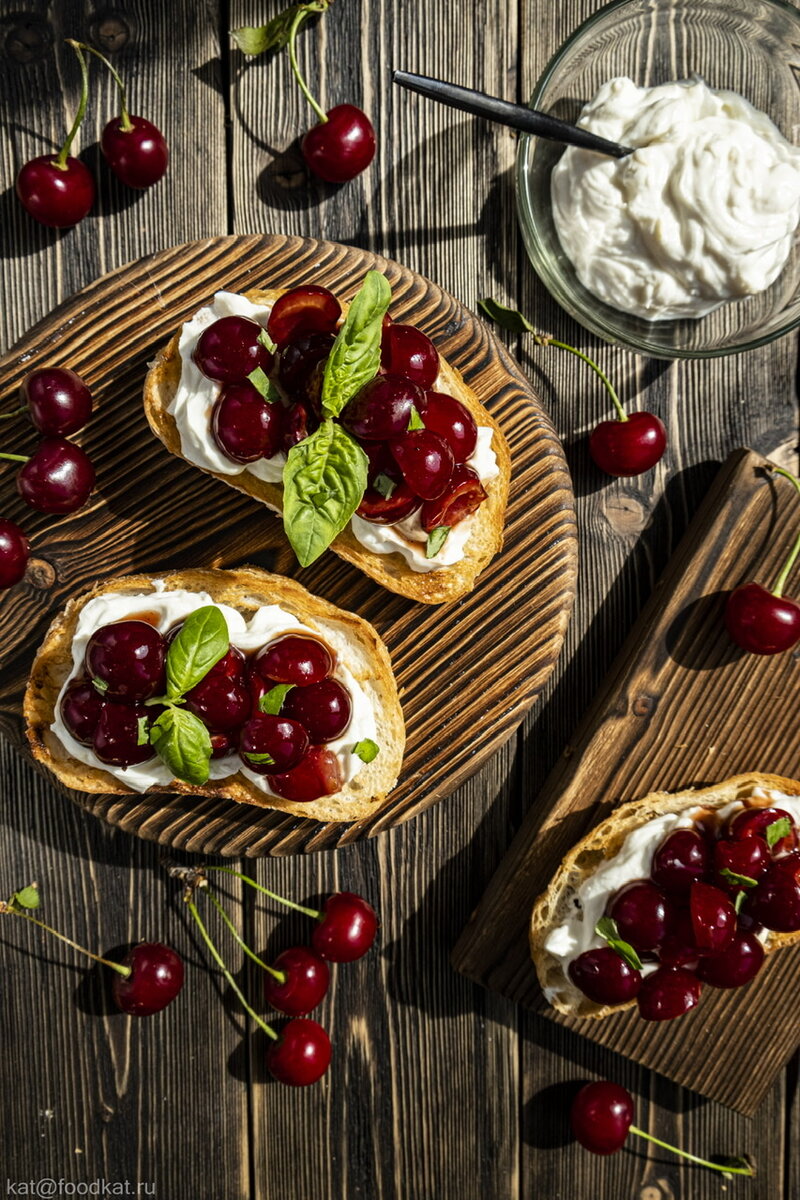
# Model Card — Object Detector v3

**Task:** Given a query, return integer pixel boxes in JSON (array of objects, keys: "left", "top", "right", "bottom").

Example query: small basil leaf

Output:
[
  {"left": 426, "top": 526, "right": 450, "bottom": 559},
  {"left": 719, "top": 867, "right": 758, "bottom": 888},
  {"left": 354, "top": 738, "right": 379, "bottom": 763},
  {"left": 320, "top": 270, "right": 392, "bottom": 418},
  {"left": 149, "top": 707, "right": 212, "bottom": 786},
  {"left": 734, "top": 890, "right": 748, "bottom": 915},
  {"left": 92, "top": 676, "right": 109, "bottom": 695},
  {"left": 243, "top": 751, "right": 275, "bottom": 765},
  {"left": 166, "top": 605, "right": 229, "bottom": 700},
  {"left": 477, "top": 297, "right": 535, "bottom": 334},
  {"left": 766, "top": 816, "right": 793, "bottom": 848},
  {"left": 594, "top": 916, "right": 643, "bottom": 971},
  {"left": 13, "top": 885, "right": 40, "bottom": 910},
  {"left": 258, "top": 683, "right": 295, "bottom": 715},
  {"left": 231, "top": 4, "right": 315, "bottom": 55},
  {"left": 137, "top": 716, "right": 149, "bottom": 747},
  {"left": 373, "top": 473, "right": 396, "bottom": 499},
  {"left": 247, "top": 366, "right": 272, "bottom": 397},
  {"left": 257, "top": 327, "right": 277, "bottom": 353},
  {"left": 407, "top": 405, "right": 425, "bottom": 431},
  {"left": 283, "top": 419, "right": 369, "bottom": 566}
]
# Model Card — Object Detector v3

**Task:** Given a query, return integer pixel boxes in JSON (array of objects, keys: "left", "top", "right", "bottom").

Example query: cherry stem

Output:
[
  {"left": 204, "top": 866, "right": 321, "bottom": 920},
  {"left": 186, "top": 899, "right": 278, "bottom": 1039},
  {"left": 287, "top": 3, "right": 329, "bottom": 125},
  {"left": 0, "top": 406, "right": 26, "bottom": 422},
  {"left": 67, "top": 39, "right": 133, "bottom": 132},
  {"left": 6, "top": 907, "right": 130, "bottom": 977},
  {"left": 0, "top": 452, "right": 29, "bottom": 463},
  {"left": 55, "top": 41, "right": 91, "bottom": 169},
  {"left": 770, "top": 466, "right": 800, "bottom": 597},
  {"left": 629, "top": 1127, "right": 753, "bottom": 1176},
  {"left": 204, "top": 889, "right": 285, "bottom": 983},
  {"left": 533, "top": 333, "right": 627, "bottom": 422}
]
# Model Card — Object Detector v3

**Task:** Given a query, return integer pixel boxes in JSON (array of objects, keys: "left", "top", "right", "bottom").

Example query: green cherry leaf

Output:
[
  {"left": 13, "top": 885, "right": 40, "bottom": 910},
  {"left": 477, "top": 297, "right": 536, "bottom": 334}
]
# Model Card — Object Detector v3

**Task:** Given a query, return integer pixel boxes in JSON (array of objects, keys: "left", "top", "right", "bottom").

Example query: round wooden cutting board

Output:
[{"left": 0, "top": 234, "right": 577, "bottom": 856}]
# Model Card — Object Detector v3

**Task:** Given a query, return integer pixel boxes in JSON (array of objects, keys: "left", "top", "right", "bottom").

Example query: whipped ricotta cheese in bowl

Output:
[{"left": 166, "top": 291, "right": 499, "bottom": 572}]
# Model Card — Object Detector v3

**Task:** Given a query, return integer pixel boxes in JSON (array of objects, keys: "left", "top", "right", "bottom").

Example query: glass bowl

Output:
[{"left": 516, "top": 0, "right": 800, "bottom": 358}]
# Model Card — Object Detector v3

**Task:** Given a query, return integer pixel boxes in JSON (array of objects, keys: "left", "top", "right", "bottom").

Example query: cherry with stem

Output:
[
  {"left": 0, "top": 438, "right": 95, "bottom": 514},
  {"left": 725, "top": 466, "right": 800, "bottom": 655}
]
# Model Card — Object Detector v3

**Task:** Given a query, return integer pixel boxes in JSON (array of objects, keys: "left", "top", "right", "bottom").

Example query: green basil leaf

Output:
[
  {"left": 258, "top": 683, "right": 295, "bottom": 715},
  {"left": 137, "top": 716, "right": 149, "bottom": 747},
  {"left": 407, "top": 405, "right": 425, "bottom": 431},
  {"left": 426, "top": 526, "right": 450, "bottom": 559},
  {"left": 477, "top": 297, "right": 535, "bottom": 334},
  {"left": 247, "top": 366, "right": 273, "bottom": 397},
  {"left": 244, "top": 751, "right": 275, "bottom": 766},
  {"left": 13, "top": 885, "right": 40, "bottom": 910},
  {"left": 257, "top": 327, "right": 277, "bottom": 353},
  {"left": 92, "top": 676, "right": 109, "bottom": 695},
  {"left": 373, "top": 472, "right": 396, "bottom": 499},
  {"left": 320, "top": 270, "right": 392, "bottom": 418},
  {"left": 149, "top": 706, "right": 212, "bottom": 786},
  {"left": 719, "top": 867, "right": 758, "bottom": 888},
  {"left": 734, "top": 890, "right": 747, "bottom": 915},
  {"left": 354, "top": 738, "right": 379, "bottom": 763},
  {"left": 766, "top": 816, "right": 793, "bottom": 848},
  {"left": 282, "top": 419, "right": 369, "bottom": 566},
  {"left": 166, "top": 606, "right": 229, "bottom": 700},
  {"left": 594, "top": 916, "right": 642, "bottom": 971}
]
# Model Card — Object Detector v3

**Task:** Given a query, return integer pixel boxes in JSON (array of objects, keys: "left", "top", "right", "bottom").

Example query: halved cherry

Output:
[
  {"left": 381, "top": 323, "right": 439, "bottom": 389},
  {"left": 283, "top": 400, "right": 318, "bottom": 452},
  {"left": 728, "top": 807, "right": 797, "bottom": 857},
  {"left": 356, "top": 479, "right": 421, "bottom": 524},
  {"left": 277, "top": 331, "right": 335, "bottom": 396},
  {"left": 267, "top": 286, "right": 341, "bottom": 349},
  {"left": 389, "top": 430, "right": 454, "bottom": 500},
  {"left": 417, "top": 392, "right": 478, "bottom": 462},
  {"left": 268, "top": 745, "right": 344, "bottom": 802},
  {"left": 420, "top": 464, "right": 486, "bottom": 532}
]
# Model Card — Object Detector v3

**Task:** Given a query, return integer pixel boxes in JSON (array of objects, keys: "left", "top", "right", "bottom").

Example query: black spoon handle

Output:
[{"left": 392, "top": 70, "right": 634, "bottom": 159}]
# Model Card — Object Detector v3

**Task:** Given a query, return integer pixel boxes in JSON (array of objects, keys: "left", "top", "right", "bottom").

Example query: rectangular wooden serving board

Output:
[{"left": 452, "top": 448, "right": 800, "bottom": 1115}]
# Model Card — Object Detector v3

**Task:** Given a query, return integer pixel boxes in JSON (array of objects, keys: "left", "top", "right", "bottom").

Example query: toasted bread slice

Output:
[
  {"left": 143, "top": 287, "right": 511, "bottom": 604},
  {"left": 530, "top": 773, "right": 800, "bottom": 1019},
  {"left": 24, "top": 567, "right": 405, "bottom": 823}
]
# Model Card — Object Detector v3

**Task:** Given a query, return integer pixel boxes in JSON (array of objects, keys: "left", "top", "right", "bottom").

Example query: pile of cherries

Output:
[
  {"left": 0, "top": 366, "right": 97, "bottom": 590},
  {"left": 568, "top": 804, "right": 800, "bottom": 1020},
  {"left": 60, "top": 616, "right": 354, "bottom": 803},
  {"left": 197, "top": 285, "right": 489, "bottom": 538}
]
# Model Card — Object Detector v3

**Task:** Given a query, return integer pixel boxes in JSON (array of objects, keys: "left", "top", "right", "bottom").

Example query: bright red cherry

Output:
[
  {"left": 589, "top": 411, "right": 666, "bottom": 477},
  {"left": 266, "top": 1017, "right": 331, "bottom": 1086},
  {"left": 746, "top": 854, "right": 800, "bottom": 931},
  {"left": 301, "top": 105, "right": 376, "bottom": 183},
  {"left": 239, "top": 714, "right": 309, "bottom": 774},
  {"left": 570, "top": 1081, "right": 634, "bottom": 1155},
  {"left": 637, "top": 966, "right": 702, "bottom": 1021},
  {"left": 14, "top": 438, "right": 95, "bottom": 514},
  {"left": 689, "top": 882, "right": 736, "bottom": 953},
  {"left": 16, "top": 155, "right": 94, "bottom": 228},
  {"left": 283, "top": 678, "right": 352, "bottom": 741},
  {"left": 185, "top": 675, "right": 250, "bottom": 733},
  {"left": 194, "top": 316, "right": 272, "bottom": 384},
  {"left": 389, "top": 429, "right": 454, "bottom": 500},
  {"left": 651, "top": 828, "right": 709, "bottom": 893},
  {"left": 311, "top": 892, "right": 378, "bottom": 962},
  {"left": 84, "top": 620, "right": 166, "bottom": 701},
  {"left": 212, "top": 382, "right": 284, "bottom": 463},
  {"left": 268, "top": 745, "right": 343, "bottom": 803},
  {"left": 264, "top": 946, "right": 330, "bottom": 1016},
  {"left": 417, "top": 391, "right": 477, "bottom": 462},
  {"left": 420, "top": 464, "right": 487, "bottom": 533},
  {"left": 381, "top": 324, "right": 439, "bottom": 389},
  {"left": 567, "top": 948, "right": 641, "bottom": 1005},
  {"left": 111, "top": 943, "right": 184, "bottom": 1015},
  {"left": 21, "top": 368, "right": 93, "bottom": 436},
  {"left": 268, "top": 286, "right": 341, "bottom": 348},
  {"left": 340, "top": 375, "right": 423, "bottom": 440},
  {"left": 725, "top": 583, "right": 800, "bottom": 655},
  {"left": 696, "top": 932, "right": 765, "bottom": 989},
  {"left": 101, "top": 115, "right": 169, "bottom": 189},
  {"left": 93, "top": 702, "right": 156, "bottom": 767},
  {"left": 253, "top": 635, "right": 333, "bottom": 687},
  {"left": 608, "top": 881, "right": 673, "bottom": 952},
  {"left": 0, "top": 519, "right": 30, "bottom": 589},
  {"left": 277, "top": 331, "right": 336, "bottom": 395},
  {"left": 356, "top": 479, "right": 421, "bottom": 524},
  {"left": 728, "top": 807, "right": 797, "bottom": 857},
  {"left": 60, "top": 679, "right": 104, "bottom": 745}
]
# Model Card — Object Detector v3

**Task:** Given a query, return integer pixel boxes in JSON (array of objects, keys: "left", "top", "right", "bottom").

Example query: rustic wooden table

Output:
[{"left": 1, "top": 2, "right": 798, "bottom": 1197}]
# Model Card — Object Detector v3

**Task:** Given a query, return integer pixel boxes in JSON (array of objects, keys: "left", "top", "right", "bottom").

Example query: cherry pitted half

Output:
[
  {"left": 340, "top": 375, "right": 423, "bottom": 441},
  {"left": 725, "top": 583, "right": 800, "bottom": 655},
  {"left": 0, "top": 519, "right": 30, "bottom": 589},
  {"left": 101, "top": 115, "right": 169, "bottom": 189},
  {"left": 212, "top": 383, "right": 284, "bottom": 464},
  {"left": 253, "top": 635, "right": 333, "bottom": 687},
  {"left": 278, "top": 331, "right": 336, "bottom": 398},
  {"left": 194, "top": 316, "right": 273, "bottom": 384},
  {"left": 282, "top": 400, "right": 318, "bottom": 452},
  {"left": 60, "top": 679, "right": 104, "bottom": 745},
  {"left": 92, "top": 702, "right": 156, "bottom": 766},
  {"left": 311, "top": 892, "right": 378, "bottom": 962},
  {"left": 16, "top": 156, "right": 95, "bottom": 228},
  {"left": 420, "top": 464, "right": 487, "bottom": 533},
  {"left": 417, "top": 391, "right": 478, "bottom": 462},
  {"left": 381, "top": 323, "right": 439, "bottom": 389},
  {"left": 267, "top": 286, "right": 341, "bottom": 349},
  {"left": 17, "top": 438, "right": 95, "bottom": 514},
  {"left": 301, "top": 105, "right": 376, "bottom": 183},
  {"left": 264, "top": 946, "right": 330, "bottom": 1016},
  {"left": 266, "top": 1017, "right": 331, "bottom": 1086},
  {"left": 389, "top": 430, "right": 455, "bottom": 500},
  {"left": 267, "top": 745, "right": 343, "bottom": 803},
  {"left": 22, "top": 368, "right": 93, "bottom": 436},
  {"left": 84, "top": 620, "right": 166, "bottom": 701},
  {"left": 111, "top": 943, "right": 185, "bottom": 1016},
  {"left": 567, "top": 948, "right": 641, "bottom": 1005},
  {"left": 637, "top": 966, "right": 702, "bottom": 1021},
  {"left": 570, "top": 1081, "right": 634, "bottom": 1155},
  {"left": 589, "top": 411, "right": 667, "bottom": 478},
  {"left": 282, "top": 678, "right": 352, "bottom": 742},
  {"left": 728, "top": 807, "right": 798, "bottom": 857},
  {"left": 239, "top": 714, "right": 310, "bottom": 774},
  {"left": 357, "top": 479, "right": 421, "bottom": 524},
  {"left": 696, "top": 931, "right": 765, "bottom": 989}
]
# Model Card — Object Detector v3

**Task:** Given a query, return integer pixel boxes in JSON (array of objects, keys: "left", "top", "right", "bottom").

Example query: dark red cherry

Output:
[
  {"left": 111, "top": 943, "right": 184, "bottom": 1015},
  {"left": 567, "top": 948, "right": 641, "bottom": 1005},
  {"left": 264, "top": 946, "right": 330, "bottom": 1016},
  {"left": 185, "top": 675, "right": 250, "bottom": 733},
  {"left": 253, "top": 635, "right": 333, "bottom": 687},
  {"left": 658, "top": 908, "right": 701, "bottom": 968},
  {"left": 283, "top": 678, "right": 352, "bottom": 742},
  {"left": 282, "top": 400, "right": 318, "bottom": 451},
  {"left": 92, "top": 702, "right": 155, "bottom": 766},
  {"left": 340, "top": 375, "right": 423, "bottom": 440},
  {"left": 311, "top": 892, "right": 378, "bottom": 962},
  {"left": 608, "top": 881, "right": 673, "bottom": 952},
  {"left": 60, "top": 679, "right": 104, "bottom": 745},
  {"left": 389, "top": 429, "right": 454, "bottom": 500},
  {"left": 696, "top": 932, "right": 765, "bottom": 989},
  {"left": 724, "top": 583, "right": 800, "bottom": 655},
  {"left": 589, "top": 411, "right": 667, "bottom": 477},
  {"left": 356, "top": 479, "right": 421, "bottom": 524},
  {"left": 729, "top": 807, "right": 797, "bottom": 856},
  {"left": 17, "top": 438, "right": 95, "bottom": 514},
  {"left": 101, "top": 115, "right": 169, "bottom": 189},
  {"left": 210, "top": 732, "right": 235, "bottom": 758},
  {"left": 570, "top": 1081, "right": 633, "bottom": 1155},
  {"left": 689, "top": 882, "right": 736, "bottom": 953},
  {"left": 267, "top": 745, "right": 344, "bottom": 802},
  {"left": 420, "top": 463, "right": 487, "bottom": 532},
  {"left": 301, "top": 104, "right": 376, "bottom": 183},
  {"left": 194, "top": 316, "right": 272, "bottom": 384},
  {"left": 746, "top": 854, "right": 800, "bottom": 931},
  {"left": 84, "top": 620, "right": 166, "bottom": 701},
  {"left": 267, "top": 286, "right": 341, "bottom": 349},
  {"left": 381, "top": 323, "right": 439, "bottom": 389},
  {"left": 21, "top": 368, "right": 92, "bottom": 436},
  {"left": 266, "top": 1017, "right": 331, "bottom": 1086},
  {"left": 239, "top": 714, "right": 310, "bottom": 774},
  {"left": 277, "top": 331, "right": 335, "bottom": 395},
  {"left": 0, "top": 519, "right": 30, "bottom": 589},
  {"left": 713, "top": 837, "right": 769, "bottom": 890},
  {"left": 417, "top": 391, "right": 477, "bottom": 462},
  {"left": 247, "top": 670, "right": 270, "bottom": 716},
  {"left": 637, "top": 966, "right": 702, "bottom": 1021},
  {"left": 16, "top": 155, "right": 94, "bottom": 227},
  {"left": 211, "top": 383, "right": 284, "bottom": 463},
  {"left": 651, "top": 828, "right": 709, "bottom": 893}
]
